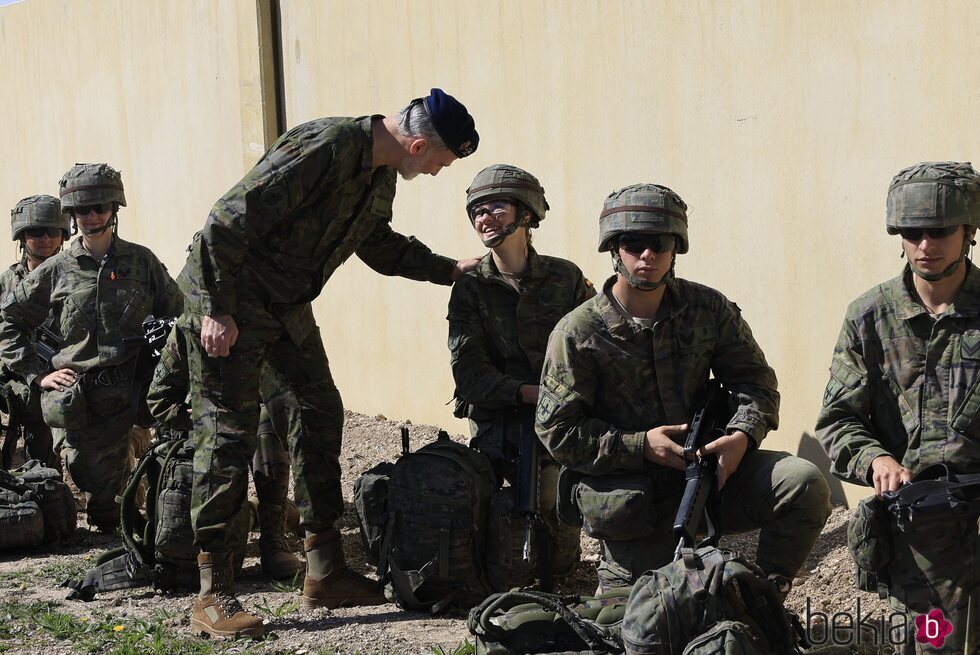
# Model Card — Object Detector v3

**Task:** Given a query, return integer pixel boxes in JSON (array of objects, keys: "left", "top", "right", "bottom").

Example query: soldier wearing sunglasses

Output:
[
  {"left": 816, "top": 162, "right": 980, "bottom": 654},
  {"left": 536, "top": 183, "right": 830, "bottom": 593},
  {"left": 0, "top": 164, "right": 183, "bottom": 531},
  {"left": 0, "top": 195, "right": 71, "bottom": 469}
]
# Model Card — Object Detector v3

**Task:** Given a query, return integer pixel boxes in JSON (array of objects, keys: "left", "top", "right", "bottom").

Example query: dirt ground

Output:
[{"left": 0, "top": 410, "right": 894, "bottom": 654}]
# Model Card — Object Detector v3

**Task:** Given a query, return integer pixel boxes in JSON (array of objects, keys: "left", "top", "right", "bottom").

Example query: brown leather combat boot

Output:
[
  {"left": 190, "top": 552, "right": 265, "bottom": 639},
  {"left": 301, "top": 529, "right": 387, "bottom": 610},
  {"left": 257, "top": 501, "right": 305, "bottom": 579}
]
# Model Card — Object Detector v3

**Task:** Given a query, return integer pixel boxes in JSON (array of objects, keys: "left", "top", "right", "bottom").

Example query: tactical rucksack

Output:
[
  {"left": 371, "top": 429, "right": 503, "bottom": 612},
  {"left": 622, "top": 546, "right": 805, "bottom": 655},
  {"left": 66, "top": 435, "right": 246, "bottom": 599},
  {"left": 468, "top": 589, "right": 628, "bottom": 655},
  {"left": 353, "top": 461, "right": 395, "bottom": 566},
  {"left": 13, "top": 460, "right": 76, "bottom": 543},
  {"left": 0, "top": 469, "right": 45, "bottom": 549}
]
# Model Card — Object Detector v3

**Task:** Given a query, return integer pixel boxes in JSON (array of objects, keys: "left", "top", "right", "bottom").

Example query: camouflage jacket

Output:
[
  {"left": 816, "top": 263, "right": 980, "bottom": 484},
  {"left": 448, "top": 247, "right": 594, "bottom": 415},
  {"left": 0, "top": 237, "right": 182, "bottom": 384},
  {"left": 535, "top": 275, "right": 779, "bottom": 477},
  {"left": 0, "top": 258, "right": 58, "bottom": 380},
  {"left": 177, "top": 115, "right": 457, "bottom": 345}
]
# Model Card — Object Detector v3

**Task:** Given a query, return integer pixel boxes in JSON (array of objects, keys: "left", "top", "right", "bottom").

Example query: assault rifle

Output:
[
  {"left": 124, "top": 315, "right": 177, "bottom": 359},
  {"left": 126, "top": 315, "right": 177, "bottom": 428},
  {"left": 672, "top": 379, "right": 732, "bottom": 561},
  {"left": 32, "top": 324, "right": 61, "bottom": 370},
  {"left": 882, "top": 463, "right": 980, "bottom": 532},
  {"left": 514, "top": 406, "right": 553, "bottom": 591}
]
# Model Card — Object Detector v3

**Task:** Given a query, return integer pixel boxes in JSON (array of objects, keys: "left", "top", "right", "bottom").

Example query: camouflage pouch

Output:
[
  {"left": 352, "top": 461, "right": 395, "bottom": 567},
  {"left": 485, "top": 485, "right": 535, "bottom": 591},
  {"left": 847, "top": 496, "right": 891, "bottom": 595},
  {"left": 575, "top": 474, "right": 657, "bottom": 541},
  {"left": 681, "top": 620, "right": 767, "bottom": 655},
  {"left": 40, "top": 382, "right": 89, "bottom": 430}
]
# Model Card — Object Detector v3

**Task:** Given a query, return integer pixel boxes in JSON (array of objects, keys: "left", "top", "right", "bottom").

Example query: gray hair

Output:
[{"left": 395, "top": 99, "right": 447, "bottom": 149}]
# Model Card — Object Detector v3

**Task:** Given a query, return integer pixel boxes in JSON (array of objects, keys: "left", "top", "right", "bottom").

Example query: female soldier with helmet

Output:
[{"left": 448, "top": 164, "right": 594, "bottom": 589}]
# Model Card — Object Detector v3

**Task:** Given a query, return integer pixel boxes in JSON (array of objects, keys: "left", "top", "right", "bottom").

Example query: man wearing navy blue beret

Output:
[{"left": 176, "top": 89, "right": 481, "bottom": 638}]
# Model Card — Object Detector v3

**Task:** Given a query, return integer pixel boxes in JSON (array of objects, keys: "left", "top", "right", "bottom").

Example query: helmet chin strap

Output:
[
  {"left": 909, "top": 237, "right": 971, "bottom": 282},
  {"left": 613, "top": 251, "right": 674, "bottom": 291},
  {"left": 74, "top": 214, "right": 117, "bottom": 238},
  {"left": 481, "top": 222, "right": 519, "bottom": 248}
]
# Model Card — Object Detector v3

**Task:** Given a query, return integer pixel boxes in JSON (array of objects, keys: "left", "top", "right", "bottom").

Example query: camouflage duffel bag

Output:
[
  {"left": 622, "top": 546, "right": 805, "bottom": 655},
  {"left": 468, "top": 589, "right": 628, "bottom": 655},
  {"left": 13, "top": 459, "right": 76, "bottom": 543},
  {"left": 0, "top": 470, "right": 44, "bottom": 549}
]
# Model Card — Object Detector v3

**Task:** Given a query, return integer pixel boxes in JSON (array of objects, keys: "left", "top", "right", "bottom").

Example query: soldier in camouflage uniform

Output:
[
  {"left": 146, "top": 324, "right": 303, "bottom": 580},
  {"left": 0, "top": 164, "right": 183, "bottom": 531},
  {"left": 177, "top": 88, "right": 480, "bottom": 639},
  {"left": 816, "top": 162, "right": 980, "bottom": 655},
  {"left": 0, "top": 195, "right": 70, "bottom": 469},
  {"left": 448, "top": 164, "right": 594, "bottom": 588},
  {"left": 536, "top": 183, "right": 831, "bottom": 592}
]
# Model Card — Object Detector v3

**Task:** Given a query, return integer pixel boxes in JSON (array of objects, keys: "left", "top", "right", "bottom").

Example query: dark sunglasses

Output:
[
  {"left": 898, "top": 226, "right": 959, "bottom": 241},
  {"left": 23, "top": 227, "right": 63, "bottom": 238},
  {"left": 618, "top": 234, "right": 675, "bottom": 255},
  {"left": 71, "top": 203, "right": 110, "bottom": 216}
]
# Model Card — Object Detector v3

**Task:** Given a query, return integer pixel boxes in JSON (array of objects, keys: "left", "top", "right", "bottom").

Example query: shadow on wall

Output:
[{"left": 797, "top": 431, "right": 848, "bottom": 508}]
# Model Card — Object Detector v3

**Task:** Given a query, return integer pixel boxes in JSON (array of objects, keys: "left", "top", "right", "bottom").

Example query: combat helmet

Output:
[
  {"left": 887, "top": 161, "right": 980, "bottom": 234},
  {"left": 598, "top": 183, "right": 689, "bottom": 254},
  {"left": 466, "top": 165, "right": 548, "bottom": 247},
  {"left": 58, "top": 163, "right": 127, "bottom": 210},
  {"left": 10, "top": 195, "right": 70, "bottom": 241},
  {"left": 887, "top": 162, "right": 980, "bottom": 281},
  {"left": 599, "top": 183, "right": 688, "bottom": 291}
]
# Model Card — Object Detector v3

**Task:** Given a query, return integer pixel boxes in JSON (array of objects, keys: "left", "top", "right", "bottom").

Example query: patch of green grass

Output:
[
  {"left": 0, "top": 601, "right": 261, "bottom": 655},
  {"left": 38, "top": 558, "right": 88, "bottom": 582},
  {"left": 254, "top": 596, "right": 299, "bottom": 619},
  {"left": 431, "top": 641, "right": 474, "bottom": 655},
  {"left": 270, "top": 570, "right": 304, "bottom": 592}
]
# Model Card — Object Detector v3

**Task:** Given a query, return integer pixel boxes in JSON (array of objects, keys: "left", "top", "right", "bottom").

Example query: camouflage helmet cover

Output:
[
  {"left": 598, "top": 183, "right": 689, "bottom": 253},
  {"left": 58, "top": 163, "right": 127, "bottom": 209},
  {"left": 465, "top": 164, "right": 549, "bottom": 227},
  {"left": 886, "top": 161, "right": 980, "bottom": 234},
  {"left": 10, "top": 195, "right": 70, "bottom": 241}
]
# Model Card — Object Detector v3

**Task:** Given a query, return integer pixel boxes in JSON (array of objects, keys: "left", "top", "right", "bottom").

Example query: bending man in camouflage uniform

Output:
[
  {"left": 536, "top": 183, "right": 831, "bottom": 592},
  {"left": 816, "top": 162, "right": 980, "bottom": 655},
  {"left": 449, "top": 164, "right": 594, "bottom": 589},
  {"left": 147, "top": 324, "right": 303, "bottom": 580},
  {"left": 0, "top": 164, "right": 183, "bottom": 531},
  {"left": 0, "top": 195, "right": 70, "bottom": 469},
  {"left": 177, "top": 88, "right": 480, "bottom": 639}
]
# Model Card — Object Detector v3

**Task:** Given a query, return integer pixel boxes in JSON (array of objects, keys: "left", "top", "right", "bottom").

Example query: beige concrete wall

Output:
[
  {"left": 0, "top": 0, "right": 267, "bottom": 271},
  {"left": 3, "top": 1, "right": 979, "bottom": 505},
  {"left": 279, "top": 1, "right": 980, "bottom": 505}
]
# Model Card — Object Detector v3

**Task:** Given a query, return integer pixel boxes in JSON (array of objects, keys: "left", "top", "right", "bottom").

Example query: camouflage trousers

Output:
[
  {"left": 885, "top": 515, "right": 978, "bottom": 655},
  {"left": 3, "top": 378, "right": 57, "bottom": 469},
  {"left": 181, "top": 310, "right": 343, "bottom": 553},
  {"left": 58, "top": 378, "right": 138, "bottom": 529},
  {"left": 470, "top": 412, "right": 583, "bottom": 583},
  {"left": 595, "top": 450, "right": 831, "bottom": 590}
]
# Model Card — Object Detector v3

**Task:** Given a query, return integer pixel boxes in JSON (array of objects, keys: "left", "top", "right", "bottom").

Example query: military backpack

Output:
[
  {"left": 0, "top": 460, "right": 76, "bottom": 550},
  {"left": 622, "top": 546, "right": 805, "bottom": 655},
  {"left": 67, "top": 435, "right": 246, "bottom": 599},
  {"left": 355, "top": 428, "right": 530, "bottom": 613},
  {"left": 468, "top": 589, "right": 628, "bottom": 655}
]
